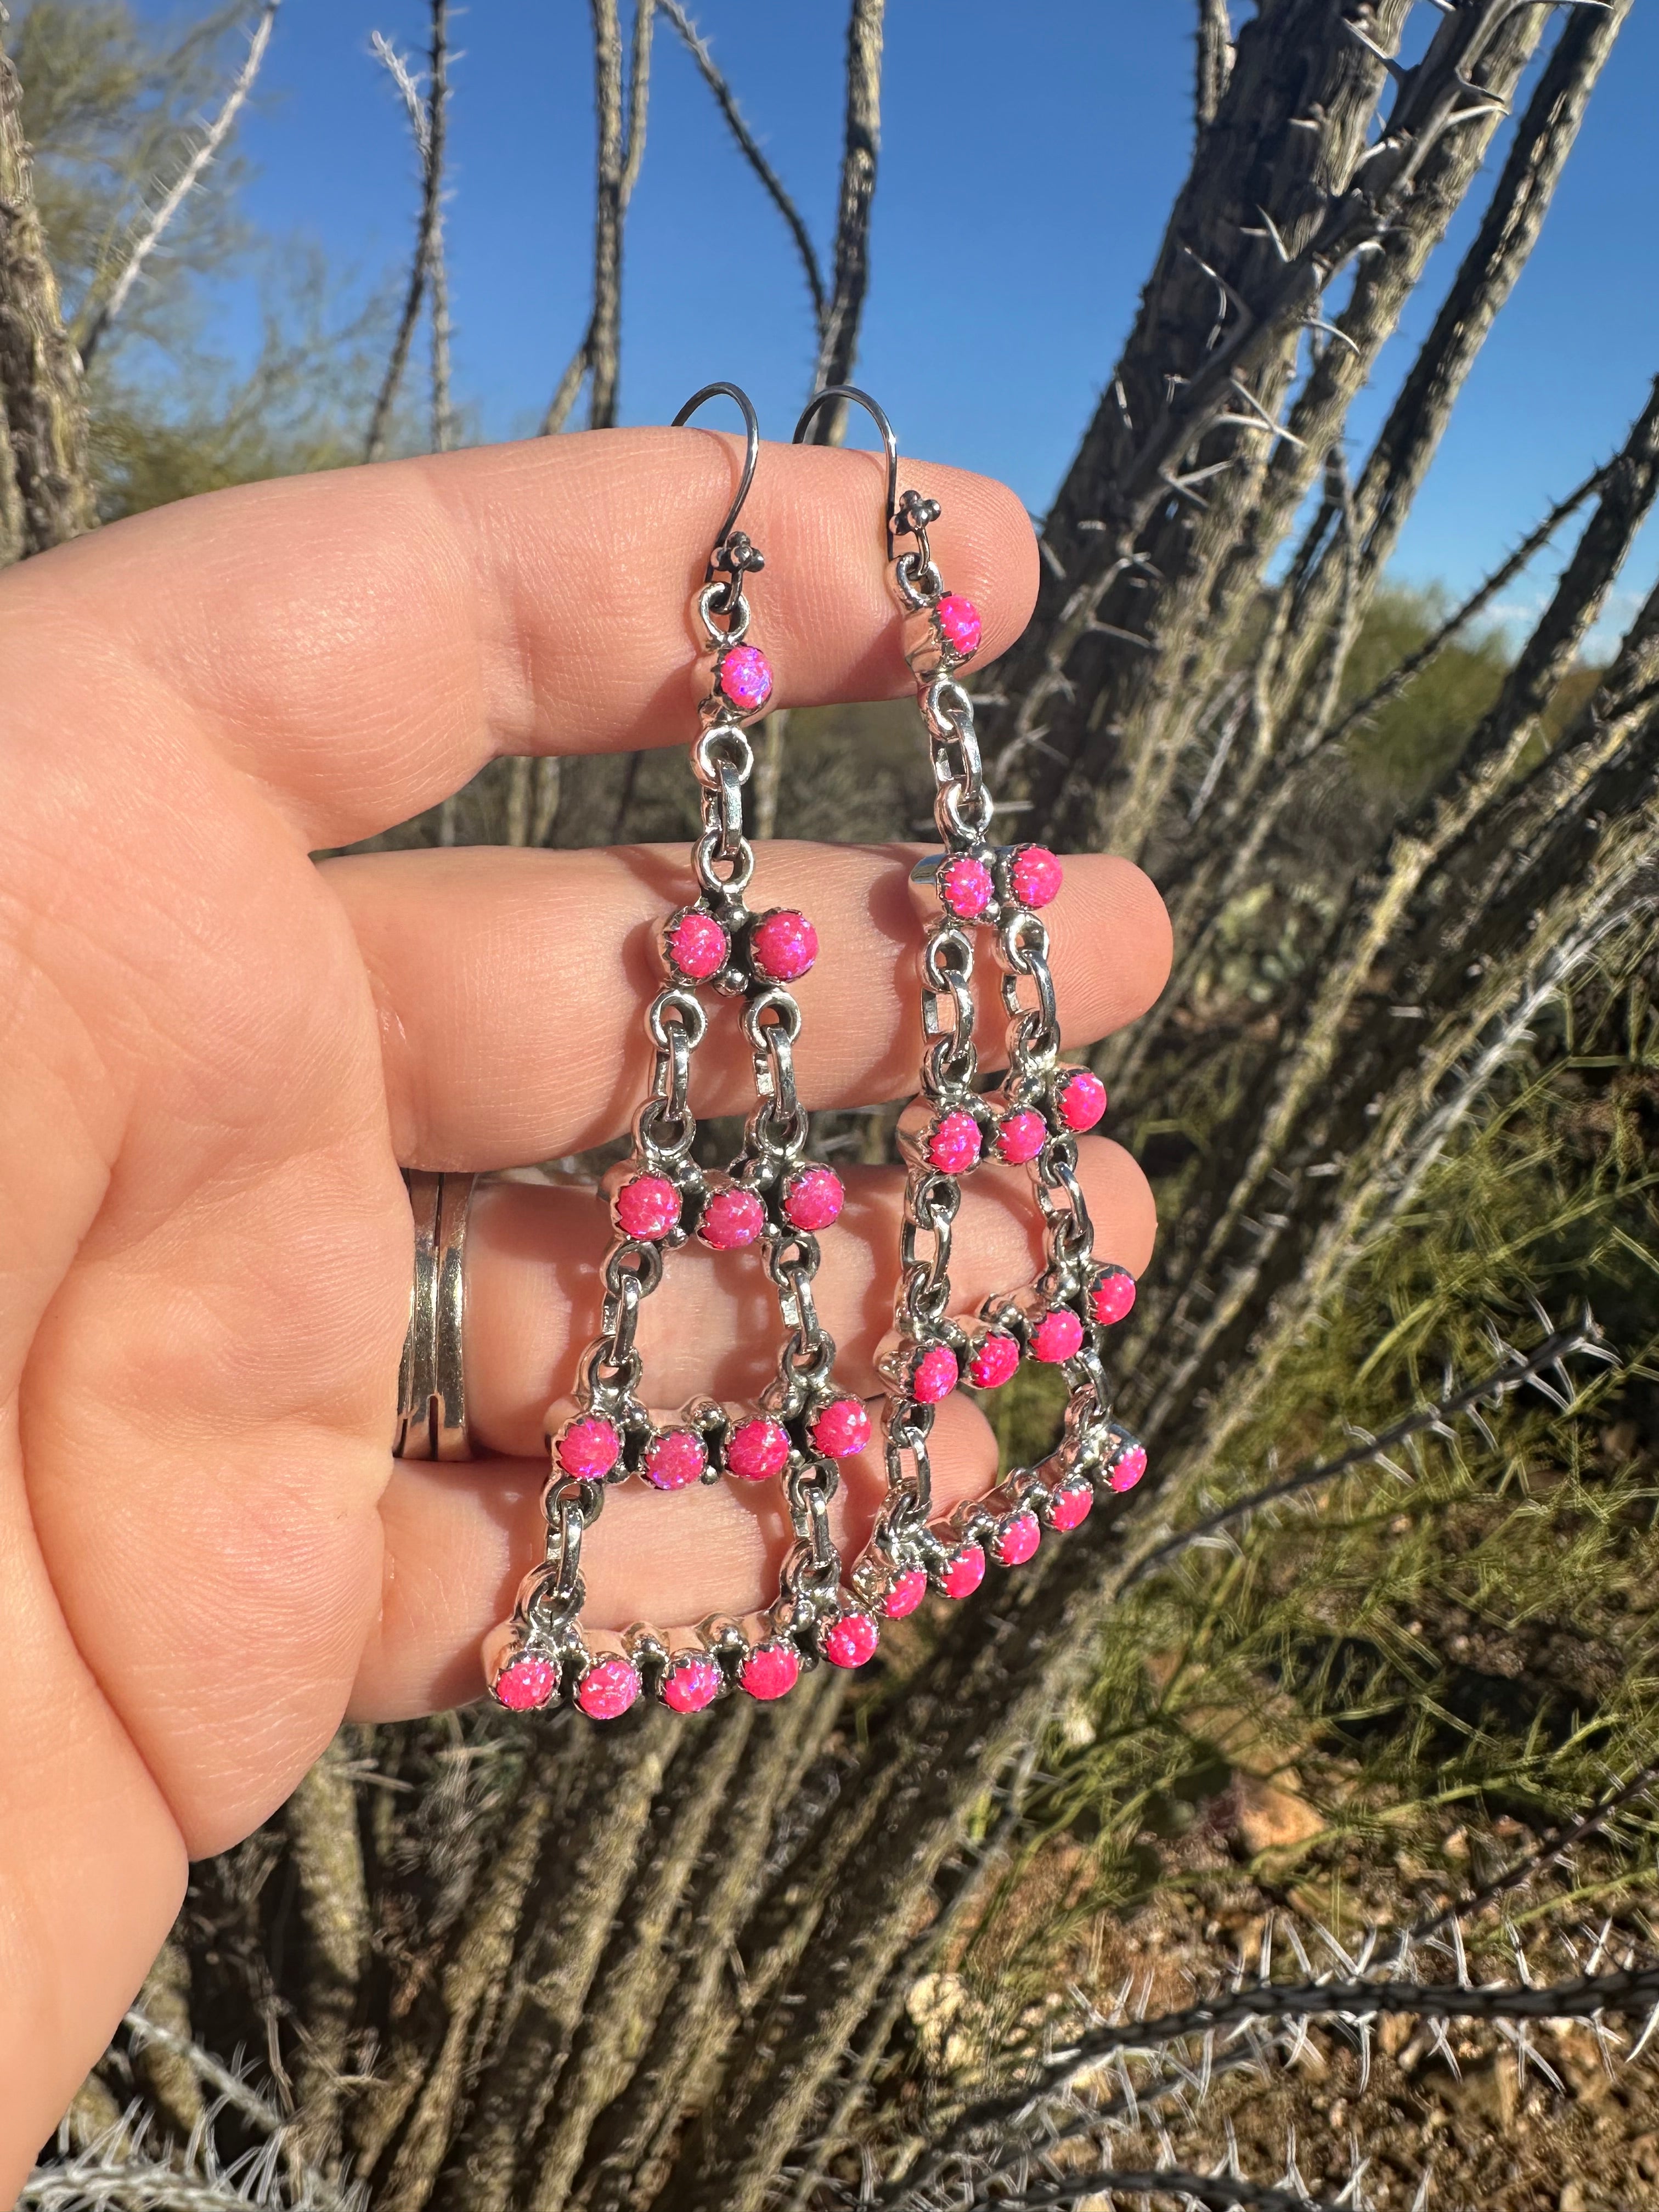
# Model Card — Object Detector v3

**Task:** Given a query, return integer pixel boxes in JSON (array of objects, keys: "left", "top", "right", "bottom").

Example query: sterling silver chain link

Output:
[
  {"left": 483, "top": 386, "right": 882, "bottom": 1722},
  {"left": 791, "top": 388, "right": 1148, "bottom": 1629}
]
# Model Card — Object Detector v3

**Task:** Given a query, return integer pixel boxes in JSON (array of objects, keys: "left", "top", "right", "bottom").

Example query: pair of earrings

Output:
[{"left": 483, "top": 383, "right": 1145, "bottom": 1722}]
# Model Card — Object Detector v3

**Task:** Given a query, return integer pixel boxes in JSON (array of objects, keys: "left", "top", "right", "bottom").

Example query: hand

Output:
[{"left": 0, "top": 432, "right": 1169, "bottom": 2183}]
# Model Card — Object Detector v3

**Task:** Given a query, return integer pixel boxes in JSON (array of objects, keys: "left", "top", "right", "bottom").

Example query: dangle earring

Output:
[
  {"left": 791, "top": 386, "right": 1146, "bottom": 1621},
  {"left": 483, "top": 384, "right": 880, "bottom": 1720}
]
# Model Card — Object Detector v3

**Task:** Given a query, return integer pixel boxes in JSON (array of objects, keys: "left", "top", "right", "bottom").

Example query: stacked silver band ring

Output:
[{"left": 394, "top": 1169, "right": 475, "bottom": 1460}]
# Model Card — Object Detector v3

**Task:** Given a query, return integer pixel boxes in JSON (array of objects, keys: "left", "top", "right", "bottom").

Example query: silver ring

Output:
[{"left": 394, "top": 1170, "right": 475, "bottom": 1459}]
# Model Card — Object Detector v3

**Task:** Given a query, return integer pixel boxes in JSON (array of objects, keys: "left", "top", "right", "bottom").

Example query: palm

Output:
[{"left": 0, "top": 434, "right": 1168, "bottom": 2186}]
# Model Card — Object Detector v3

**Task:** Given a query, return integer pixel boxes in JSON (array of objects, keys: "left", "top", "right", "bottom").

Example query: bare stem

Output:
[
  {"left": 805, "top": 0, "right": 884, "bottom": 421},
  {"left": 78, "top": 1, "right": 280, "bottom": 369},
  {"left": 657, "top": 0, "right": 824, "bottom": 326}
]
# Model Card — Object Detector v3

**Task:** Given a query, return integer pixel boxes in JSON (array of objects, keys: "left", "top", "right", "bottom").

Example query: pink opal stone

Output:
[
  {"left": 969, "top": 1334, "right": 1022, "bottom": 1390},
  {"left": 1031, "top": 1308, "right": 1085, "bottom": 1365},
  {"left": 1011, "top": 845, "right": 1064, "bottom": 909},
  {"left": 494, "top": 1654, "right": 557, "bottom": 1711},
  {"left": 557, "top": 1415, "right": 622, "bottom": 1479},
  {"left": 941, "top": 1544, "right": 986, "bottom": 1600},
  {"left": 912, "top": 1345, "right": 960, "bottom": 1404},
  {"left": 882, "top": 1567, "right": 929, "bottom": 1619},
  {"left": 1091, "top": 1268, "right": 1137, "bottom": 1326},
  {"left": 616, "top": 1173, "right": 681, "bottom": 1242},
  {"left": 995, "top": 1510, "right": 1042, "bottom": 1567},
  {"left": 663, "top": 1654, "right": 724, "bottom": 1712},
  {"left": 823, "top": 1612, "right": 880, "bottom": 1668},
  {"left": 997, "top": 1109, "right": 1048, "bottom": 1165},
  {"left": 928, "top": 1109, "right": 982, "bottom": 1173},
  {"left": 1058, "top": 1069, "right": 1108, "bottom": 1132},
  {"left": 718, "top": 643, "right": 773, "bottom": 712},
  {"left": 782, "top": 1165, "right": 844, "bottom": 1232},
  {"left": 811, "top": 1397, "right": 872, "bottom": 1459},
  {"left": 752, "top": 908, "right": 818, "bottom": 982},
  {"left": 740, "top": 1641, "right": 800, "bottom": 1701},
  {"left": 576, "top": 1656, "right": 641, "bottom": 1719},
  {"left": 939, "top": 854, "right": 995, "bottom": 919},
  {"left": 700, "top": 1187, "right": 766, "bottom": 1251},
  {"left": 666, "top": 909, "right": 727, "bottom": 981},
  {"left": 726, "top": 1417, "right": 791, "bottom": 1481},
  {"left": 1108, "top": 1442, "right": 1148, "bottom": 1493},
  {"left": 937, "top": 595, "right": 983, "bottom": 657},
  {"left": 1048, "top": 1483, "right": 1094, "bottom": 1532},
  {"left": 643, "top": 1429, "right": 707, "bottom": 1490}
]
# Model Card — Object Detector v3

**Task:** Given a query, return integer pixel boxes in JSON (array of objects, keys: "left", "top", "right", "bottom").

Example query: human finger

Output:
[
  {"left": 325, "top": 842, "right": 1172, "bottom": 1167},
  {"left": 0, "top": 434, "right": 1037, "bottom": 850}
]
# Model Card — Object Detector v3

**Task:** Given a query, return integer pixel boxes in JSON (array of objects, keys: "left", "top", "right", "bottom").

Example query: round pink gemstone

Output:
[
  {"left": 751, "top": 908, "right": 818, "bottom": 983},
  {"left": 666, "top": 909, "right": 727, "bottom": 981},
  {"left": 1048, "top": 1483, "right": 1094, "bottom": 1532},
  {"left": 928, "top": 1110, "right": 982, "bottom": 1173},
  {"left": 937, "top": 595, "right": 983, "bottom": 658},
  {"left": 643, "top": 1429, "right": 707, "bottom": 1491},
  {"left": 663, "top": 1654, "right": 724, "bottom": 1713},
  {"left": 824, "top": 1612, "right": 880, "bottom": 1668},
  {"left": 882, "top": 1567, "right": 928, "bottom": 1620},
  {"left": 1091, "top": 1268, "right": 1137, "bottom": 1325},
  {"left": 1011, "top": 845, "right": 1063, "bottom": 909},
  {"left": 997, "top": 1109, "right": 1047, "bottom": 1165},
  {"left": 718, "top": 643, "right": 773, "bottom": 712},
  {"left": 811, "top": 1397, "right": 872, "bottom": 1459},
  {"left": 1031, "top": 1308, "right": 1085, "bottom": 1365},
  {"left": 782, "top": 1165, "right": 844, "bottom": 1232},
  {"left": 700, "top": 1186, "right": 766, "bottom": 1251},
  {"left": 740, "top": 1641, "right": 800, "bottom": 1701},
  {"left": 1109, "top": 1442, "right": 1148, "bottom": 1494},
  {"left": 969, "top": 1334, "right": 1022, "bottom": 1389},
  {"left": 939, "top": 854, "right": 995, "bottom": 919},
  {"left": 995, "top": 1510, "right": 1041, "bottom": 1567},
  {"left": 576, "top": 1656, "right": 641, "bottom": 1719},
  {"left": 1058, "top": 1069, "right": 1107, "bottom": 1132},
  {"left": 557, "top": 1415, "right": 622, "bottom": 1479},
  {"left": 726, "top": 1417, "right": 790, "bottom": 1481},
  {"left": 942, "top": 1545, "right": 986, "bottom": 1600},
  {"left": 912, "top": 1345, "right": 960, "bottom": 1405},
  {"left": 494, "top": 1654, "right": 557, "bottom": 1711},
  {"left": 616, "top": 1174, "right": 681, "bottom": 1242}
]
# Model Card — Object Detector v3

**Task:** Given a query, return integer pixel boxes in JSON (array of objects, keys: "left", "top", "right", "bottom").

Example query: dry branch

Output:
[
  {"left": 921, "top": 1959, "right": 1659, "bottom": 2182},
  {"left": 1277, "top": 0, "right": 1633, "bottom": 713},
  {"left": 0, "top": 24, "right": 95, "bottom": 558},
  {"left": 365, "top": 5, "right": 453, "bottom": 463},
  {"left": 804, "top": 0, "right": 884, "bottom": 427},
  {"left": 77, "top": 1, "right": 280, "bottom": 370},
  {"left": 657, "top": 0, "right": 825, "bottom": 324},
  {"left": 542, "top": 0, "right": 654, "bottom": 436},
  {"left": 1195, "top": 0, "right": 1235, "bottom": 131},
  {"left": 1121, "top": 1318, "right": 1601, "bottom": 1589}
]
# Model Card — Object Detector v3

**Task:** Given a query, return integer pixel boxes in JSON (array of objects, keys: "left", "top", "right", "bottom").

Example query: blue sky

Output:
[{"left": 139, "top": 0, "right": 1658, "bottom": 650}]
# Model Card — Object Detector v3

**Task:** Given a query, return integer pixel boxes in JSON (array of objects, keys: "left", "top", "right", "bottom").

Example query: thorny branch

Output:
[
  {"left": 657, "top": 0, "right": 824, "bottom": 323},
  {"left": 1323, "top": 460, "right": 1609, "bottom": 748},
  {"left": 921, "top": 1960, "right": 1659, "bottom": 2179},
  {"left": 77, "top": 1, "right": 279, "bottom": 368},
  {"left": 0, "top": 20, "right": 95, "bottom": 558},
  {"left": 1403, "top": 1757, "right": 1659, "bottom": 1949},
  {"left": 956, "top": 2170, "right": 1335, "bottom": 2212},
  {"left": 1122, "top": 1317, "right": 1605, "bottom": 1589},
  {"left": 365, "top": 3, "right": 452, "bottom": 462},
  {"left": 1195, "top": 0, "right": 1235, "bottom": 132},
  {"left": 543, "top": 0, "right": 654, "bottom": 435},
  {"left": 805, "top": 0, "right": 884, "bottom": 423}
]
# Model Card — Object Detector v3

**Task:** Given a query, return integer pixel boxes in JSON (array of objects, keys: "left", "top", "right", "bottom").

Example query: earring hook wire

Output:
[
  {"left": 792, "top": 384, "right": 903, "bottom": 558},
  {"left": 673, "top": 381, "right": 763, "bottom": 584}
]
